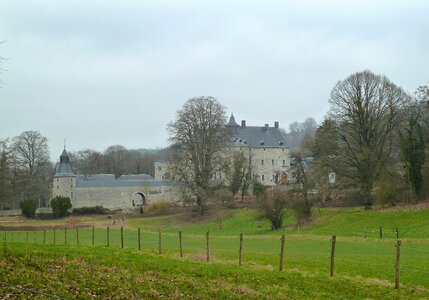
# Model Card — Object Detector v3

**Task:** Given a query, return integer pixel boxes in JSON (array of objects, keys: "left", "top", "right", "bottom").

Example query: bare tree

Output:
[
  {"left": 0, "top": 139, "right": 12, "bottom": 209},
  {"left": 167, "top": 96, "right": 230, "bottom": 214},
  {"left": 258, "top": 189, "right": 289, "bottom": 230},
  {"left": 103, "top": 145, "right": 130, "bottom": 178},
  {"left": 329, "top": 70, "right": 410, "bottom": 209},
  {"left": 415, "top": 83, "right": 429, "bottom": 103},
  {"left": 290, "top": 153, "right": 314, "bottom": 220},
  {"left": 226, "top": 150, "right": 252, "bottom": 203},
  {"left": 0, "top": 41, "right": 5, "bottom": 87},
  {"left": 69, "top": 149, "right": 104, "bottom": 177},
  {"left": 12, "top": 131, "right": 52, "bottom": 205}
]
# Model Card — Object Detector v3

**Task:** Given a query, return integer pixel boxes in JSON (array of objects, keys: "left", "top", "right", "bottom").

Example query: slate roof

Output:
[
  {"left": 54, "top": 149, "right": 75, "bottom": 177},
  {"left": 75, "top": 175, "right": 170, "bottom": 188},
  {"left": 226, "top": 114, "right": 240, "bottom": 127},
  {"left": 228, "top": 125, "right": 287, "bottom": 148},
  {"left": 118, "top": 174, "right": 153, "bottom": 181}
]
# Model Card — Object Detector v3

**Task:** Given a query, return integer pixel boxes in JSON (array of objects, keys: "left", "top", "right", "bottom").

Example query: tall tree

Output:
[
  {"left": 226, "top": 150, "right": 252, "bottom": 202},
  {"left": 103, "top": 145, "right": 130, "bottom": 178},
  {"left": 399, "top": 100, "right": 427, "bottom": 199},
  {"left": 329, "top": 70, "right": 410, "bottom": 209},
  {"left": 12, "top": 131, "right": 52, "bottom": 204},
  {"left": 415, "top": 83, "right": 429, "bottom": 103},
  {"left": 167, "top": 96, "right": 230, "bottom": 214},
  {"left": 0, "top": 139, "right": 12, "bottom": 209},
  {"left": 290, "top": 153, "right": 314, "bottom": 220},
  {"left": 70, "top": 149, "right": 104, "bottom": 177}
]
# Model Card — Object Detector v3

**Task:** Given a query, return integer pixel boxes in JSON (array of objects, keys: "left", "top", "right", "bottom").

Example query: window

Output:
[
  {"left": 261, "top": 160, "right": 264, "bottom": 165},
  {"left": 71, "top": 192, "right": 73, "bottom": 198},
  {"left": 70, "top": 185, "right": 73, "bottom": 188},
  {"left": 272, "top": 159, "right": 274, "bottom": 166},
  {"left": 57, "top": 186, "right": 59, "bottom": 189},
  {"left": 262, "top": 175, "right": 265, "bottom": 181},
  {"left": 57, "top": 179, "right": 59, "bottom": 182},
  {"left": 158, "top": 166, "right": 162, "bottom": 171},
  {"left": 70, "top": 178, "right": 73, "bottom": 181},
  {"left": 283, "top": 160, "right": 285, "bottom": 166}
]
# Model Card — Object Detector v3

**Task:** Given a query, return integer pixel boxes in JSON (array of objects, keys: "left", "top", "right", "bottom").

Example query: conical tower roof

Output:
[
  {"left": 226, "top": 114, "right": 240, "bottom": 127},
  {"left": 55, "top": 148, "right": 75, "bottom": 177}
]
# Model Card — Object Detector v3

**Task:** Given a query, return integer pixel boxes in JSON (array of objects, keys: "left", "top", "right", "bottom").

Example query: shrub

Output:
[
  {"left": 20, "top": 198, "right": 37, "bottom": 218},
  {"left": 51, "top": 196, "right": 72, "bottom": 218},
  {"left": 257, "top": 189, "right": 289, "bottom": 230},
  {"left": 73, "top": 206, "right": 109, "bottom": 215},
  {"left": 290, "top": 195, "right": 313, "bottom": 223},
  {"left": 145, "top": 200, "right": 171, "bottom": 215},
  {"left": 252, "top": 181, "right": 267, "bottom": 199}
]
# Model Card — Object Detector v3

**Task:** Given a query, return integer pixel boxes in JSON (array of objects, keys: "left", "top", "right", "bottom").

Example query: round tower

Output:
[{"left": 52, "top": 149, "right": 76, "bottom": 206}]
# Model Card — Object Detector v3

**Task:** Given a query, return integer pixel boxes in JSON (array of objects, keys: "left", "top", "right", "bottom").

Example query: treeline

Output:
[
  {"left": 0, "top": 132, "right": 170, "bottom": 210},
  {"left": 0, "top": 131, "right": 52, "bottom": 210},
  {"left": 69, "top": 146, "right": 171, "bottom": 178},
  {"left": 298, "top": 72, "right": 429, "bottom": 209}
]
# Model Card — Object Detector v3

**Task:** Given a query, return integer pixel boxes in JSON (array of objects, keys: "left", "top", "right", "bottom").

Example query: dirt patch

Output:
[{"left": 0, "top": 224, "right": 91, "bottom": 231}]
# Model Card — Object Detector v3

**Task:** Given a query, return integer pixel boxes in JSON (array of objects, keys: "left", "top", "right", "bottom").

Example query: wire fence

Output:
[{"left": 1, "top": 226, "right": 429, "bottom": 290}]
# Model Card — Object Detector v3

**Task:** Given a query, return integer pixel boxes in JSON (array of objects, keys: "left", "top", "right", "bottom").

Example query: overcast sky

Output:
[{"left": 1, "top": 0, "right": 428, "bottom": 161}]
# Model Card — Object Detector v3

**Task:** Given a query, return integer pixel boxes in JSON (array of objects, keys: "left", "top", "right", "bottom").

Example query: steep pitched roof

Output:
[
  {"left": 54, "top": 149, "right": 75, "bottom": 177},
  {"left": 229, "top": 124, "right": 287, "bottom": 148},
  {"left": 226, "top": 114, "right": 240, "bottom": 127}
]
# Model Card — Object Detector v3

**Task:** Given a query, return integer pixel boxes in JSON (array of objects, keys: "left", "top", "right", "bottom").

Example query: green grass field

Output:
[{"left": 1, "top": 206, "right": 429, "bottom": 298}]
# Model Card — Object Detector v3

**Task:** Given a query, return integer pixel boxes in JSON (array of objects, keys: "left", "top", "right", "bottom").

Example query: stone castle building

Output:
[
  {"left": 52, "top": 116, "right": 290, "bottom": 209},
  {"left": 52, "top": 149, "right": 176, "bottom": 210},
  {"left": 155, "top": 115, "right": 291, "bottom": 186}
]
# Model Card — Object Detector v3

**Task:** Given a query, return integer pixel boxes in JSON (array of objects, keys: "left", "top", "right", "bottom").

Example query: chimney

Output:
[
  {"left": 264, "top": 124, "right": 269, "bottom": 130},
  {"left": 274, "top": 121, "right": 279, "bottom": 128},
  {"left": 241, "top": 120, "right": 246, "bottom": 127}
]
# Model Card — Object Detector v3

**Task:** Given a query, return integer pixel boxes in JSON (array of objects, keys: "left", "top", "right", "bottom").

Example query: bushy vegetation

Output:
[
  {"left": 144, "top": 200, "right": 171, "bottom": 215},
  {"left": 50, "top": 196, "right": 72, "bottom": 218},
  {"left": 72, "top": 206, "right": 109, "bottom": 215},
  {"left": 257, "top": 189, "right": 289, "bottom": 230},
  {"left": 20, "top": 198, "right": 37, "bottom": 218}
]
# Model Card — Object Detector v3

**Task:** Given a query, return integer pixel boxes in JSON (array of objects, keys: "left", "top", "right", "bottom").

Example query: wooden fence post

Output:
[
  {"left": 107, "top": 226, "right": 110, "bottom": 247},
  {"left": 159, "top": 230, "right": 162, "bottom": 254},
  {"left": 279, "top": 234, "right": 285, "bottom": 271},
  {"left": 43, "top": 230, "right": 46, "bottom": 244},
  {"left": 239, "top": 233, "right": 243, "bottom": 266},
  {"left": 53, "top": 228, "right": 56, "bottom": 244},
  {"left": 138, "top": 228, "right": 141, "bottom": 251},
  {"left": 396, "top": 227, "right": 399, "bottom": 239},
  {"left": 179, "top": 231, "right": 183, "bottom": 258},
  {"left": 395, "top": 240, "right": 401, "bottom": 289},
  {"left": 379, "top": 226, "right": 383, "bottom": 239},
  {"left": 92, "top": 226, "right": 95, "bottom": 246},
  {"left": 330, "top": 235, "right": 336, "bottom": 276},
  {"left": 121, "top": 226, "right": 124, "bottom": 249},
  {"left": 64, "top": 227, "right": 67, "bottom": 245},
  {"left": 76, "top": 227, "right": 79, "bottom": 245},
  {"left": 206, "top": 231, "right": 210, "bottom": 262}
]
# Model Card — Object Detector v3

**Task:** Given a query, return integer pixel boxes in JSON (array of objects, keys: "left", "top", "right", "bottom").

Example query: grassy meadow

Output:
[{"left": 1, "top": 206, "right": 429, "bottom": 298}]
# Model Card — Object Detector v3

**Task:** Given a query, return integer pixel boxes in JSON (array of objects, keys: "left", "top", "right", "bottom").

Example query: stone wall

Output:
[
  {"left": 73, "top": 185, "right": 179, "bottom": 210},
  {"left": 52, "top": 176, "right": 77, "bottom": 204}
]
